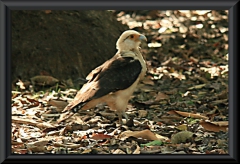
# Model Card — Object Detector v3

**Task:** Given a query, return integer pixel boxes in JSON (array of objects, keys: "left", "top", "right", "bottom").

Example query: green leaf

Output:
[{"left": 140, "top": 140, "right": 163, "bottom": 147}]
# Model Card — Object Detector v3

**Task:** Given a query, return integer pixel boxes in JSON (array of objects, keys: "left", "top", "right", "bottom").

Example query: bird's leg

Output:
[
  {"left": 117, "top": 112, "right": 123, "bottom": 125},
  {"left": 122, "top": 111, "right": 128, "bottom": 122},
  {"left": 117, "top": 111, "right": 129, "bottom": 125}
]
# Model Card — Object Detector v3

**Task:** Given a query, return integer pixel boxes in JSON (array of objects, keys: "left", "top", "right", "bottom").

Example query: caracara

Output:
[{"left": 58, "top": 30, "right": 147, "bottom": 124}]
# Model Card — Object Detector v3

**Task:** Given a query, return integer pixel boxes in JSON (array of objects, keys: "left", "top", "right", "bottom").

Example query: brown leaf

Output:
[
  {"left": 27, "top": 139, "right": 49, "bottom": 147},
  {"left": 26, "top": 139, "right": 49, "bottom": 152},
  {"left": 37, "top": 122, "right": 56, "bottom": 129},
  {"left": 142, "top": 76, "right": 155, "bottom": 86},
  {"left": 30, "top": 75, "right": 59, "bottom": 86},
  {"left": 12, "top": 148, "right": 28, "bottom": 154},
  {"left": 19, "top": 99, "right": 28, "bottom": 105},
  {"left": 188, "top": 84, "right": 206, "bottom": 90},
  {"left": 211, "top": 121, "right": 228, "bottom": 126},
  {"left": 207, "top": 82, "right": 221, "bottom": 90},
  {"left": 53, "top": 142, "right": 81, "bottom": 149},
  {"left": 47, "top": 99, "right": 68, "bottom": 112},
  {"left": 136, "top": 83, "right": 155, "bottom": 92},
  {"left": 44, "top": 10, "right": 52, "bottom": 14},
  {"left": 138, "top": 110, "right": 148, "bottom": 118},
  {"left": 12, "top": 116, "right": 55, "bottom": 129},
  {"left": 99, "top": 111, "right": 116, "bottom": 119},
  {"left": 59, "top": 125, "right": 72, "bottom": 136},
  {"left": 155, "top": 92, "right": 169, "bottom": 101},
  {"left": 27, "top": 101, "right": 40, "bottom": 108},
  {"left": 112, "top": 149, "right": 126, "bottom": 154},
  {"left": 26, "top": 97, "right": 38, "bottom": 104},
  {"left": 156, "top": 119, "right": 174, "bottom": 125},
  {"left": 91, "top": 133, "right": 112, "bottom": 140},
  {"left": 119, "top": 129, "right": 158, "bottom": 141},
  {"left": 161, "top": 57, "right": 188, "bottom": 70},
  {"left": 195, "top": 76, "right": 208, "bottom": 84},
  {"left": 199, "top": 120, "right": 228, "bottom": 132},
  {"left": 189, "top": 56, "right": 199, "bottom": 63},
  {"left": 12, "top": 116, "right": 39, "bottom": 126},
  {"left": 159, "top": 115, "right": 183, "bottom": 124},
  {"left": 217, "top": 89, "right": 228, "bottom": 99},
  {"left": 11, "top": 141, "right": 24, "bottom": 145},
  {"left": 211, "top": 99, "right": 228, "bottom": 105},
  {"left": 167, "top": 110, "right": 208, "bottom": 120},
  {"left": 164, "top": 88, "right": 178, "bottom": 95}
]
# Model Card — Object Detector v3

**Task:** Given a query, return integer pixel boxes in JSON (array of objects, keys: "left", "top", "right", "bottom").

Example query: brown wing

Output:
[{"left": 63, "top": 53, "right": 142, "bottom": 112}]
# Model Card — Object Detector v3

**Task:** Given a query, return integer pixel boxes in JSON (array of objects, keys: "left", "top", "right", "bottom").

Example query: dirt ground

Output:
[
  {"left": 11, "top": 10, "right": 128, "bottom": 87},
  {"left": 11, "top": 10, "right": 229, "bottom": 155}
]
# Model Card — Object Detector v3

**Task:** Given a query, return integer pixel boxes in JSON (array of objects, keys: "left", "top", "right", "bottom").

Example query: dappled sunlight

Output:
[{"left": 11, "top": 10, "right": 229, "bottom": 155}]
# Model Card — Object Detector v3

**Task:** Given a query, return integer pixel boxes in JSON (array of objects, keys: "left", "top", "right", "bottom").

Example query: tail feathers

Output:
[
  {"left": 62, "top": 102, "right": 86, "bottom": 113},
  {"left": 71, "top": 103, "right": 86, "bottom": 113},
  {"left": 57, "top": 110, "right": 74, "bottom": 123},
  {"left": 57, "top": 102, "right": 86, "bottom": 123}
]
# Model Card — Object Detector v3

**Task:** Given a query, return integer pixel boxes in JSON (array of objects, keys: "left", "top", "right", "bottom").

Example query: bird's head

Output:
[{"left": 116, "top": 30, "right": 147, "bottom": 51}]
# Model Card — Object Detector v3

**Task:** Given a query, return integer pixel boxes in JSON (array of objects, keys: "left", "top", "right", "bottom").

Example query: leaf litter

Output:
[{"left": 11, "top": 10, "right": 228, "bottom": 154}]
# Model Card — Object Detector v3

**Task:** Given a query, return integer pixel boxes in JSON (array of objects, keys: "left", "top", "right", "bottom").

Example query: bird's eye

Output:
[{"left": 130, "top": 35, "right": 134, "bottom": 38}]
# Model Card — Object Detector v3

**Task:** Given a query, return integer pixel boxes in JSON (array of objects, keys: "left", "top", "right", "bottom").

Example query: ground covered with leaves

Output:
[{"left": 11, "top": 10, "right": 228, "bottom": 155}]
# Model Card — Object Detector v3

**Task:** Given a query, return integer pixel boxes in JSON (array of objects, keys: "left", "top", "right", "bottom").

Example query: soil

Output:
[{"left": 11, "top": 10, "right": 128, "bottom": 85}]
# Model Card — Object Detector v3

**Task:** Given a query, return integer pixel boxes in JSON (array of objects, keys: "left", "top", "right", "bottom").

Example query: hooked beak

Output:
[{"left": 139, "top": 34, "right": 147, "bottom": 42}]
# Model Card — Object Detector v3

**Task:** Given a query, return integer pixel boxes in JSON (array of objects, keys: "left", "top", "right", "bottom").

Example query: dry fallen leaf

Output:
[
  {"left": 10, "top": 10, "right": 229, "bottom": 155},
  {"left": 27, "top": 139, "right": 49, "bottom": 147},
  {"left": 189, "top": 56, "right": 199, "bottom": 63},
  {"left": 30, "top": 75, "right": 59, "bottom": 86},
  {"left": 26, "top": 139, "right": 49, "bottom": 152},
  {"left": 11, "top": 141, "right": 24, "bottom": 145},
  {"left": 91, "top": 133, "right": 112, "bottom": 140},
  {"left": 199, "top": 120, "right": 228, "bottom": 132},
  {"left": 211, "top": 121, "right": 228, "bottom": 126},
  {"left": 47, "top": 99, "right": 68, "bottom": 112},
  {"left": 142, "top": 76, "right": 155, "bottom": 86},
  {"left": 44, "top": 10, "right": 52, "bottom": 14},
  {"left": 53, "top": 142, "right": 81, "bottom": 149},
  {"left": 138, "top": 110, "right": 148, "bottom": 118},
  {"left": 216, "top": 89, "right": 228, "bottom": 99},
  {"left": 112, "top": 149, "right": 126, "bottom": 154},
  {"left": 119, "top": 129, "right": 158, "bottom": 141},
  {"left": 164, "top": 88, "right": 178, "bottom": 95},
  {"left": 188, "top": 84, "right": 206, "bottom": 90},
  {"left": 82, "top": 149, "right": 92, "bottom": 154},
  {"left": 12, "top": 148, "right": 28, "bottom": 154},
  {"left": 155, "top": 92, "right": 170, "bottom": 101},
  {"left": 12, "top": 116, "right": 55, "bottom": 129},
  {"left": 168, "top": 110, "right": 208, "bottom": 120}
]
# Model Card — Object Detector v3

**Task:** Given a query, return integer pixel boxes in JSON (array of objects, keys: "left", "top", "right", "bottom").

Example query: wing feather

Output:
[{"left": 64, "top": 53, "right": 142, "bottom": 111}]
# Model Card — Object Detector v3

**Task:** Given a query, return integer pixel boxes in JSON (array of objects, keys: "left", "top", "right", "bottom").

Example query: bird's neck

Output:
[
  {"left": 118, "top": 47, "right": 139, "bottom": 55},
  {"left": 118, "top": 47, "right": 146, "bottom": 80}
]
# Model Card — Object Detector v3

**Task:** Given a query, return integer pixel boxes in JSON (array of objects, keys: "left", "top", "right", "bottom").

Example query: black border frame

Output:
[{"left": 0, "top": 0, "right": 239, "bottom": 163}]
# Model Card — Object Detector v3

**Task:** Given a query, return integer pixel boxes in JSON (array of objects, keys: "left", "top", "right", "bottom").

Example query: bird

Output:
[{"left": 57, "top": 30, "right": 147, "bottom": 124}]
